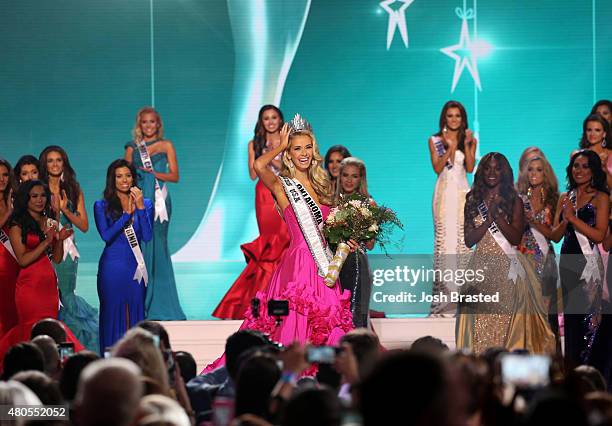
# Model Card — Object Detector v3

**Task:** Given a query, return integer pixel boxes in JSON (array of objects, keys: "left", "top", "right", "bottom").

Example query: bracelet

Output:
[{"left": 280, "top": 371, "right": 297, "bottom": 385}]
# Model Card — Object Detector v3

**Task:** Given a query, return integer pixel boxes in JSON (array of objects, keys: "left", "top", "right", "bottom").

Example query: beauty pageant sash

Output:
[
  {"left": 136, "top": 141, "right": 169, "bottom": 223},
  {"left": 478, "top": 202, "right": 525, "bottom": 283},
  {"left": 432, "top": 136, "right": 452, "bottom": 170},
  {"left": 58, "top": 217, "right": 79, "bottom": 261},
  {"left": 0, "top": 228, "right": 16, "bottom": 260},
  {"left": 124, "top": 223, "right": 148, "bottom": 286},
  {"left": 569, "top": 190, "right": 602, "bottom": 283},
  {"left": 280, "top": 176, "right": 332, "bottom": 277},
  {"left": 522, "top": 195, "right": 550, "bottom": 257}
]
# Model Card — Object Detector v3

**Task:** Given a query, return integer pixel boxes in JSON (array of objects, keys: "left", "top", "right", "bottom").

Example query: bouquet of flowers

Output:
[{"left": 322, "top": 193, "right": 402, "bottom": 287}]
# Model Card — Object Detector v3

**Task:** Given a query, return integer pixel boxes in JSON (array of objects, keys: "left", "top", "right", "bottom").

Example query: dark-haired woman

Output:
[
  {"left": 429, "top": 101, "right": 476, "bottom": 315},
  {"left": 0, "top": 159, "right": 18, "bottom": 339},
  {"left": 591, "top": 99, "right": 612, "bottom": 125},
  {"left": 579, "top": 114, "right": 611, "bottom": 189},
  {"left": 124, "top": 107, "right": 185, "bottom": 321},
  {"left": 324, "top": 145, "right": 352, "bottom": 194},
  {"left": 456, "top": 153, "right": 555, "bottom": 354},
  {"left": 39, "top": 146, "right": 98, "bottom": 352},
  {"left": 13, "top": 155, "right": 40, "bottom": 185},
  {"left": 551, "top": 150, "right": 609, "bottom": 367},
  {"left": 95, "top": 159, "right": 153, "bottom": 352},
  {"left": 0, "top": 180, "right": 83, "bottom": 363},
  {"left": 213, "top": 105, "right": 291, "bottom": 319}
]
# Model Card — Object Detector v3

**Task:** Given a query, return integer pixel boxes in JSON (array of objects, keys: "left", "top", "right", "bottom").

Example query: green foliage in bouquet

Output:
[{"left": 323, "top": 193, "right": 403, "bottom": 250}]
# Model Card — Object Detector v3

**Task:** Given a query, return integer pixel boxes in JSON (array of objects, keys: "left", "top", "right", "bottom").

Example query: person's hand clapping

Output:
[
  {"left": 58, "top": 227, "right": 74, "bottom": 241},
  {"left": 58, "top": 190, "right": 69, "bottom": 213},
  {"left": 43, "top": 220, "right": 58, "bottom": 245},
  {"left": 465, "top": 129, "right": 475, "bottom": 146},
  {"left": 130, "top": 187, "right": 145, "bottom": 210},
  {"left": 562, "top": 196, "right": 575, "bottom": 222}
]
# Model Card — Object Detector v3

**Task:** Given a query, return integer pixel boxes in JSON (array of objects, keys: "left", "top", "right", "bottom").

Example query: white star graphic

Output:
[
  {"left": 380, "top": 0, "right": 415, "bottom": 50},
  {"left": 440, "top": 17, "right": 482, "bottom": 92}
]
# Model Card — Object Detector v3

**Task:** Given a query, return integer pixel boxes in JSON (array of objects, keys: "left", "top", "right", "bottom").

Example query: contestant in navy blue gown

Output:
[{"left": 95, "top": 159, "right": 153, "bottom": 352}]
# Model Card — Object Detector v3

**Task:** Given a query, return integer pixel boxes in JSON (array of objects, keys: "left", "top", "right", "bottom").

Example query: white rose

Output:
[
  {"left": 359, "top": 207, "right": 372, "bottom": 217},
  {"left": 368, "top": 224, "right": 379, "bottom": 232}
]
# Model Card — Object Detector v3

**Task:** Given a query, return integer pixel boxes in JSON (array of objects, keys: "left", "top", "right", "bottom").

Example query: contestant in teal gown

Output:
[
  {"left": 39, "top": 145, "right": 99, "bottom": 352},
  {"left": 125, "top": 107, "right": 186, "bottom": 320}
]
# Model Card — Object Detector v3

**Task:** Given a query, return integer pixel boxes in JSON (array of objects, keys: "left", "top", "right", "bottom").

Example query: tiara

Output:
[{"left": 288, "top": 113, "right": 312, "bottom": 134}]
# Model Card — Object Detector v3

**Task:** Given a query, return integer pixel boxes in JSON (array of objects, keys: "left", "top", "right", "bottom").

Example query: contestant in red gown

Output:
[
  {"left": 0, "top": 159, "right": 18, "bottom": 339},
  {"left": 212, "top": 105, "right": 290, "bottom": 319},
  {"left": 0, "top": 180, "right": 83, "bottom": 368}
]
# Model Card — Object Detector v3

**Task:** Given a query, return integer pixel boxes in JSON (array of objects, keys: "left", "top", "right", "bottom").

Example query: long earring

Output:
[{"left": 443, "top": 125, "right": 448, "bottom": 133}]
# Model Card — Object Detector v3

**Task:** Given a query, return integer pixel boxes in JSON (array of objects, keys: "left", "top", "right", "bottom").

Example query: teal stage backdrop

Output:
[{"left": 1, "top": 1, "right": 611, "bottom": 319}]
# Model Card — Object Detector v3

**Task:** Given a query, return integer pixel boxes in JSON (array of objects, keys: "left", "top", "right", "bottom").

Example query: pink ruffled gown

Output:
[{"left": 205, "top": 204, "right": 353, "bottom": 372}]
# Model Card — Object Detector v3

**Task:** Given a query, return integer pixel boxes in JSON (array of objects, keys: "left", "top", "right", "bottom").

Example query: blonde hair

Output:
[
  {"left": 132, "top": 106, "right": 165, "bottom": 142},
  {"left": 112, "top": 328, "right": 170, "bottom": 395},
  {"left": 334, "top": 157, "right": 369, "bottom": 202},
  {"left": 280, "top": 130, "right": 333, "bottom": 205},
  {"left": 518, "top": 146, "right": 544, "bottom": 172},
  {"left": 517, "top": 155, "right": 559, "bottom": 214}
]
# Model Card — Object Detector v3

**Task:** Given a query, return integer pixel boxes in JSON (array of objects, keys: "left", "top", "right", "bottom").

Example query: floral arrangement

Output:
[{"left": 322, "top": 193, "right": 402, "bottom": 287}]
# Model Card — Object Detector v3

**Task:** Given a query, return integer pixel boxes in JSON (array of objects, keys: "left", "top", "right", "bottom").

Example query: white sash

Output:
[
  {"left": 280, "top": 176, "right": 332, "bottom": 277},
  {"left": 478, "top": 202, "right": 526, "bottom": 283},
  {"left": 0, "top": 228, "right": 16, "bottom": 260},
  {"left": 522, "top": 195, "right": 550, "bottom": 257},
  {"left": 569, "top": 191, "right": 602, "bottom": 283},
  {"left": 432, "top": 136, "right": 452, "bottom": 170},
  {"left": 136, "top": 141, "right": 169, "bottom": 223},
  {"left": 58, "top": 218, "right": 80, "bottom": 261},
  {"left": 124, "top": 223, "right": 148, "bottom": 286}
]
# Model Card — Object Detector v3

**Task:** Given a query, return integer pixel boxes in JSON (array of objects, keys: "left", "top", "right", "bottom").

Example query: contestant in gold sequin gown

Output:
[
  {"left": 455, "top": 214, "right": 556, "bottom": 354},
  {"left": 455, "top": 152, "right": 555, "bottom": 354}
]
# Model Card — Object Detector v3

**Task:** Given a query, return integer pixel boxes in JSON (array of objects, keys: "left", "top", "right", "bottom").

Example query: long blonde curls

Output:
[
  {"left": 131, "top": 106, "right": 165, "bottom": 142},
  {"left": 280, "top": 131, "right": 333, "bottom": 205},
  {"left": 517, "top": 155, "right": 559, "bottom": 214},
  {"left": 334, "top": 157, "right": 369, "bottom": 202}
]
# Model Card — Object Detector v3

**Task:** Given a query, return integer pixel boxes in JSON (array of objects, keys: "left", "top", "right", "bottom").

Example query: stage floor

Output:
[{"left": 160, "top": 318, "right": 455, "bottom": 370}]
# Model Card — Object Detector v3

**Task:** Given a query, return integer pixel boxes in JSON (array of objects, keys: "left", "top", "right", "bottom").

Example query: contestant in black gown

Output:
[
  {"left": 551, "top": 150, "right": 608, "bottom": 367},
  {"left": 335, "top": 157, "right": 375, "bottom": 328}
]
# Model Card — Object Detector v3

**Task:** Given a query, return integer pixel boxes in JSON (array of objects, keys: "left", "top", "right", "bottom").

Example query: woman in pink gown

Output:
[{"left": 205, "top": 116, "right": 352, "bottom": 372}]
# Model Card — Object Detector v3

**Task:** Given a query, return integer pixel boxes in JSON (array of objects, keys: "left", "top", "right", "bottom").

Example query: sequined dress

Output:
[
  {"left": 456, "top": 213, "right": 555, "bottom": 354},
  {"left": 559, "top": 200, "right": 604, "bottom": 365},
  {"left": 431, "top": 148, "right": 471, "bottom": 314},
  {"left": 518, "top": 201, "right": 560, "bottom": 347}
]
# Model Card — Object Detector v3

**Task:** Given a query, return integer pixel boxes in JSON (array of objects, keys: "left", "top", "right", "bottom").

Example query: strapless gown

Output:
[
  {"left": 204, "top": 203, "right": 353, "bottom": 373},
  {"left": 212, "top": 179, "right": 290, "bottom": 319},
  {"left": 0, "top": 232, "right": 84, "bottom": 366}
]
